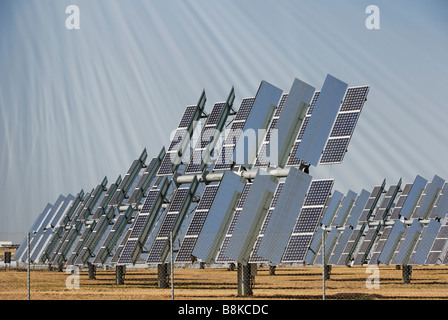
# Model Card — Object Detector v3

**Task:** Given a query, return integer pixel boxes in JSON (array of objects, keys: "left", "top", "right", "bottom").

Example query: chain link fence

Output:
[{"left": 1, "top": 230, "right": 448, "bottom": 301}]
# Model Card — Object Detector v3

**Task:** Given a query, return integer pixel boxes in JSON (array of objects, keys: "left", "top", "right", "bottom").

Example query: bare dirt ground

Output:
[{"left": 1, "top": 265, "right": 447, "bottom": 300}]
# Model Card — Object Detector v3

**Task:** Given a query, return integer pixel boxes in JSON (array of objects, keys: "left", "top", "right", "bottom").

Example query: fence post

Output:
[
  {"left": 27, "top": 232, "right": 30, "bottom": 300},
  {"left": 170, "top": 231, "right": 174, "bottom": 300},
  {"left": 322, "top": 228, "right": 326, "bottom": 300}
]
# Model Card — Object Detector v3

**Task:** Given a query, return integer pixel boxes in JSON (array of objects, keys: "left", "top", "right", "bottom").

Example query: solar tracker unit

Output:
[
  {"left": 45, "top": 191, "right": 90, "bottom": 264},
  {"left": 311, "top": 227, "right": 340, "bottom": 266},
  {"left": 319, "top": 86, "right": 369, "bottom": 164},
  {"left": 15, "top": 201, "right": 56, "bottom": 262},
  {"left": 117, "top": 177, "right": 169, "bottom": 265},
  {"left": 282, "top": 179, "right": 334, "bottom": 263},
  {"left": 146, "top": 177, "right": 199, "bottom": 264},
  {"left": 91, "top": 176, "right": 122, "bottom": 220}
]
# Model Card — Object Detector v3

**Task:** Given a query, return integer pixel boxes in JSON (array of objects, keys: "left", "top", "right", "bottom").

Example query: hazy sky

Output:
[{"left": 1, "top": 0, "right": 447, "bottom": 233}]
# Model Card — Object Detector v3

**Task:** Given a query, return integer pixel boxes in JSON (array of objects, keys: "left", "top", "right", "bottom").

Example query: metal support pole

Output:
[
  {"left": 170, "top": 231, "right": 174, "bottom": 300},
  {"left": 27, "top": 232, "right": 30, "bottom": 300}
]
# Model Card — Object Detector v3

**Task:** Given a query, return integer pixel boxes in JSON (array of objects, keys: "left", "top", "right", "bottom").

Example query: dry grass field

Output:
[{"left": 1, "top": 265, "right": 448, "bottom": 300}]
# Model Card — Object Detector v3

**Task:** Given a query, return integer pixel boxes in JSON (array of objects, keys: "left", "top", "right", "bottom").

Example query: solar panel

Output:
[
  {"left": 259, "top": 78, "right": 315, "bottom": 168},
  {"left": 311, "top": 227, "right": 340, "bottom": 266},
  {"left": 233, "top": 81, "right": 282, "bottom": 168},
  {"left": 295, "top": 75, "right": 348, "bottom": 166},
  {"left": 391, "top": 175, "right": 426, "bottom": 220},
  {"left": 92, "top": 176, "right": 122, "bottom": 219},
  {"left": 372, "top": 182, "right": 401, "bottom": 221},
  {"left": 429, "top": 182, "right": 448, "bottom": 219},
  {"left": 117, "top": 177, "right": 169, "bottom": 265},
  {"left": 409, "top": 219, "right": 441, "bottom": 265},
  {"left": 389, "top": 183, "right": 412, "bottom": 220},
  {"left": 93, "top": 206, "right": 133, "bottom": 265},
  {"left": 392, "top": 220, "right": 424, "bottom": 265},
  {"left": 157, "top": 92, "right": 206, "bottom": 176},
  {"left": 286, "top": 91, "right": 318, "bottom": 167},
  {"left": 374, "top": 221, "right": 406, "bottom": 265},
  {"left": 345, "top": 189, "right": 371, "bottom": 227},
  {"left": 320, "top": 190, "right": 344, "bottom": 227},
  {"left": 30, "top": 196, "right": 75, "bottom": 263},
  {"left": 215, "top": 182, "right": 253, "bottom": 263},
  {"left": 353, "top": 224, "right": 381, "bottom": 265},
  {"left": 225, "top": 172, "right": 280, "bottom": 264},
  {"left": 184, "top": 94, "right": 233, "bottom": 174},
  {"left": 330, "top": 190, "right": 357, "bottom": 227},
  {"left": 282, "top": 179, "right": 334, "bottom": 263},
  {"left": 253, "top": 93, "right": 289, "bottom": 169},
  {"left": 15, "top": 194, "right": 75, "bottom": 263},
  {"left": 74, "top": 208, "right": 116, "bottom": 265},
  {"left": 319, "top": 86, "right": 369, "bottom": 164},
  {"left": 336, "top": 226, "right": 364, "bottom": 266},
  {"left": 146, "top": 177, "right": 199, "bottom": 264},
  {"left": 358, "top": 181, "right": 386, "bottom": 223},
  {"left": 412, "top": 175, "right": 445, "bottom": 219},
  {"left": 329, "top": 227, "right": 352, "bottom": 265}
]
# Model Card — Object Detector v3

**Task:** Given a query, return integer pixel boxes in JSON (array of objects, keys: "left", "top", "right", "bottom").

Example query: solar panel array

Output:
[{"left": 17, "top": 76, "right": 448, "bottom": 273}]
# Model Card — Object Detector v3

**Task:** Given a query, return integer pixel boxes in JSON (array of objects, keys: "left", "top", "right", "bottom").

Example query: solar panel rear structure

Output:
[
  {"left": 157, "top": 91, "right": 206, "bottom": 176},
  {"left": 184, "top": 89, "right": 234, "bottom": 174}
]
